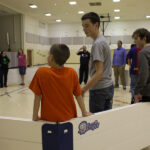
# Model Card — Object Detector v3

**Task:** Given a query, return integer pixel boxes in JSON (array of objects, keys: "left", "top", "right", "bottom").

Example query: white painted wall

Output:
[
  {"left": 48, "top": 20, "right": 150, "bottom": 49},
  {"left": 105, "top": 20, "right": 150, "bottom": 36},
  {"left": 48, "top": 20, "right": 150, "bottom": 37},
  {"left": 23, "top": 15, "right": 50, "bottom": 50}
]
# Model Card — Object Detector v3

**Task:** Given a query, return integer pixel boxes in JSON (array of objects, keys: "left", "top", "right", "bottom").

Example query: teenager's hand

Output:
[
  {"left": 134, "top": 94, "right": 142, "bottom": 103},
  {"left": 82, "top": 111, "right": 93, "bottom": 117}
]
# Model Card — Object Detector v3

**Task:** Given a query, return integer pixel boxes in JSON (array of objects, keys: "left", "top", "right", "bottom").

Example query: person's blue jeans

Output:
[
  {"left": 89, "top": 85, "right": 114, "bottom": 113},
  {"left": 130, "top": 74, "right": 138, "bottom": 104}
]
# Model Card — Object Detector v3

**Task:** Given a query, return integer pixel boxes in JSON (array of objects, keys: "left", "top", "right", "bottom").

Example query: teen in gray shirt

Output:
[
  {"left": 132, "top": 28, "right": 150, "bottom": 102},
  {"left": 90, "top": 35, "right": 113, "bottom": 90},
  {"left": 81, "top": 12, "right": 114, "bottom": 113}
]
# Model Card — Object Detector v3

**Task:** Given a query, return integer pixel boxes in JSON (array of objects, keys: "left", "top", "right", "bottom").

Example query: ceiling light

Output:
[
  {"left": 69, "top": 1, "right": 77, "bottom": 5},
  {"left": 114, "top": 9, "right": 120, "bottom": 12},
  {"left": 114, "top": 16, "right": 120, "bottom": 20},
  {"left": 113, "top": 0, "right": 120, "bottom": 2},
  {"left": 29, "top": 4, "right": 38, "bottom": 8},
  {"left": 78, "top": 11, "right": 84, "bottom": 14},
  {"left": 45, "top": 13, "right": 52, "bottom": 16},
  {"left": 56, "top": 19, "right": 62, "bottom": 22},
  {"left": 146, "top": 16, "right": 150, "bottom": 19}
]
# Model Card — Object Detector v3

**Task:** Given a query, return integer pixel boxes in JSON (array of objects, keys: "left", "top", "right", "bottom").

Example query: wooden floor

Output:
[{"left": 0, "top": 82, "right": 131, "bottom": 119}]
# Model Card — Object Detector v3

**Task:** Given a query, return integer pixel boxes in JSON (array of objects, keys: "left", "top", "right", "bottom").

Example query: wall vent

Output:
[{"left": 89, "top": 2, "right": 102, "bottom": 6}]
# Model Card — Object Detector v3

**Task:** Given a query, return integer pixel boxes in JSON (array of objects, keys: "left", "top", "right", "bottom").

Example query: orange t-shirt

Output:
[{"left": 29, "top": 67, "right": 82, "bottom": 122}]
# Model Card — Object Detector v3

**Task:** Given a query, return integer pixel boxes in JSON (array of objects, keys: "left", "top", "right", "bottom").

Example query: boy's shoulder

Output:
[
  {"left": 37, "top": 66, "right": 76, "bottom": 73},
  {"left": 63, "top": 67, "right": 77, "bottom": 74},
  {"left": 36, "top": 67, "right": 50, "bottom": 74}
]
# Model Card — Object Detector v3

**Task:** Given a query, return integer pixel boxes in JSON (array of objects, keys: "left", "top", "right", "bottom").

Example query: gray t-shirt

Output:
[
  {"left": 89, "top": 34, "right": 113, "bottom": 90},
  {"left": 134, "top": 45, "right": 150, "bottom": 96}
]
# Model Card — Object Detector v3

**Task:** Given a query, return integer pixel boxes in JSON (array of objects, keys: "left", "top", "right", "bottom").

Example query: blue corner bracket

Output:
[{"left": 42, "top": 122, "right": 73, "bottom": 150}]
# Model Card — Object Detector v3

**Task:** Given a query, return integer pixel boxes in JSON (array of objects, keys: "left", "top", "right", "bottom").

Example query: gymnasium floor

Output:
[{"left": 0, "top": 66, "right": 131, "bottom": 120}]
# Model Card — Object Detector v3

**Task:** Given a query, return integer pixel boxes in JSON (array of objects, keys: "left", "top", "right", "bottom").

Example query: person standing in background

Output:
[
  {"left": 1, "top": 51, "right": 10, "bottom": 87},
  {"left": 17, "top": 49, "right": 26, "bottom": 86},
  {"left": 77, "top": 46, "right": 90, "bottom": 84},
  {"left": 0, "top": 53, "right": 2, "bottom": 88},
  {"left": 132, "top": 28, "right": 150, "bottom": 102},
  {"left": 127, "top": 44, "right": 141, "bottom": 104},
  {"left": 112, "top": 40, "right": 127, "bottom": 90}
]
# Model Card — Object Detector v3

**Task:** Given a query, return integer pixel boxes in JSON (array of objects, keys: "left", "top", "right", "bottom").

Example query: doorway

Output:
[{"left": 27, "top": 49, "right": 32, "bottom": 67}]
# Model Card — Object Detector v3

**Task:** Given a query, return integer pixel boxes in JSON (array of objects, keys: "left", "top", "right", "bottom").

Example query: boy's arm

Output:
[
  {"left": 76, "top": 95, "right": 92, "bottom": 117},
  {"left": 82, "top": 61, "right": 103, "bottom": 94},
  {"left": 33, "top": 94, "right": 41, "bottom": 121}
]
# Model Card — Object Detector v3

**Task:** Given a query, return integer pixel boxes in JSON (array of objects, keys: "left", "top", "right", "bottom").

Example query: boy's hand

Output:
[
  {"left": 82, "top": 111, "right": 93, "bottom": 117},
  {"left": 33, "top": 116, "right": 40, "bottom": 121}
]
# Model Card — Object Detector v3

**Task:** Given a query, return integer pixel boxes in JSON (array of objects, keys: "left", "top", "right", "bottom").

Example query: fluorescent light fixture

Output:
[
  {"left": 114, "top": 9, "right": 120, "bottom": 12},
  {"left": 56, "top": 19, "right": 62, "bottom": 22},
  {"left": 69, "top": 1, "right": 77, "bottom": 5},
  {"left": 114, "top": 16, "right": 120, "bottom": 20},
  {"left": 29, "top": 4, "right": 38, "bottom": 8},
  {"left": 113, "top": 0, "right": 120, "bottom": 2},
  {"left": 146, "top": 16, "right": 150, "bottom": 19},
  {"left": 45, "top": 13, "right": 52, "bottom": 16},
  {"left": 78, "top": 11, "right": 84, "bottom": 14}
]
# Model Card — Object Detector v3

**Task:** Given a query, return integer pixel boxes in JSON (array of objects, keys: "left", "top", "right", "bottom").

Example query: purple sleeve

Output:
[
  {"left": 123, "top": 49, "right": 127, "bottom": 65},
  {"left": 112, "top": 50, "right": 115, "bottom": 66}
]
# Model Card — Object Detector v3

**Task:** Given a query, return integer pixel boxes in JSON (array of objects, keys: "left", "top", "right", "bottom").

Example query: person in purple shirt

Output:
[
  {"left": 17, "top": 49, "right": 26, "bottom": 86},
  {"left": 112, "top": 40, "right": 127, "bottom": 90}
]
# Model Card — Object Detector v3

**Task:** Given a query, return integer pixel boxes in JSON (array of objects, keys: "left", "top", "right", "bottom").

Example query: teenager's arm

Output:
[
  {"left": 33, "top": 94, "right": 41, "bottom": 121},
  {"left": 82, "top": 61, "right": 103, "bottom": 94},
  {"left": 127, "top": 59, "right": 131, "bottom": 67},
  {"left": 76, "top": 95, "right": 92, "bottom": 117}
]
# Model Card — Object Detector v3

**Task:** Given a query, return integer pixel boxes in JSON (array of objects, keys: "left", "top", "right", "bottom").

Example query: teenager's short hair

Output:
[
  {"left": 118, "top": 40, "right": 122, "bottom": 45},
  {"left": 132, "top": 28, "right": 150, "bottom": 43},
  {"left": 81, "top": 12, "right": 100, "bottom": 28},
  {"left": 50, "top": 44, "right": 70, "bottom": 66},
  {"left": 130, "top": 44, "right": 136, "bottom": 49}
]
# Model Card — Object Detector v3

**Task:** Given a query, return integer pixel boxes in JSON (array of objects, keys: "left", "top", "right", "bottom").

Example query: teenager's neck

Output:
[
  {"left": 51, "top": 63, "right": 62, "bottom": 68},
  {"left": 92, "top": 30, "right": 100, "bottom": 40}
]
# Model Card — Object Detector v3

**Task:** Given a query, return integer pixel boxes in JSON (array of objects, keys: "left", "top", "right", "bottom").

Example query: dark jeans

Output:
[
  {"left": 79, "top": 65, "right": 89, "bottom": 84},
  {"left": 140, "top": 96, "right": 150, "bottom": 102},
  {"left": 89, "top": 85, "right": 114, "bottom": 113},
  {"left": 130, "top": 74, "right": 138, "bottom": 104},
  {"left": 1, "top": 68, "right": 8, "bottom": 86},
  {"left": 0, "top": 68, "right": 2, "bottom": 87}
]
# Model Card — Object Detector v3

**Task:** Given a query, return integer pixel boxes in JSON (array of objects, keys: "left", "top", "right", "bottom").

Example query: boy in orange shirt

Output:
[{"left": 29, "top": 44, "right": 91, "bottom": 122}]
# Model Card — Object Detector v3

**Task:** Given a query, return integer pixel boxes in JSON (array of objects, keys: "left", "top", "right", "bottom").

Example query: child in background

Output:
[
  {"left": 17, "top": 49, "right": 26, "bottom": 86},
  {"left": 0, "top": 51, "right": 10, "bottom": 87},
  {"left": 29, "top": 44, "right": 91, "bottom": 122}
]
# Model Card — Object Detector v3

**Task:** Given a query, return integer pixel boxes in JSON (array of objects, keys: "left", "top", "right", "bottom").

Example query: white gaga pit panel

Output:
[
  {"left": 71, "top": 103, "right": 150, "bottom": 150},
  {"left": 0, "top": 103, "right": 150, "bottom": 150}
]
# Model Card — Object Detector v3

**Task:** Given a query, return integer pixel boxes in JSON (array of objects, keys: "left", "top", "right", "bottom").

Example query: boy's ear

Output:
[{"left": 143, "top": 37, "right": 147, "bottom": 42}]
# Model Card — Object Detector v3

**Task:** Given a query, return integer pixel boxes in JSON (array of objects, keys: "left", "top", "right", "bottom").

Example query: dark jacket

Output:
[
  {"left": 1, "top": 56, "right": 10, "bottom": 69},
  {"left": 77, "top": 51, "right": 90, "bottom": 66}
]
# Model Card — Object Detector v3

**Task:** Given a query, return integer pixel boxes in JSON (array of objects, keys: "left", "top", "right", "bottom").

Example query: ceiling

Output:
[
  {"left": 0, "top": 0, "right": 150, "bottom": 24},
  {"left": 0, "top": 4, "right": 18, "bottom": 16}
]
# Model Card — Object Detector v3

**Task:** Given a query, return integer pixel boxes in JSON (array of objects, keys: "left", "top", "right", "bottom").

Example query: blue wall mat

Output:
[{"left": 42, "top": 122, "right": 73, "bottom": 150}]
